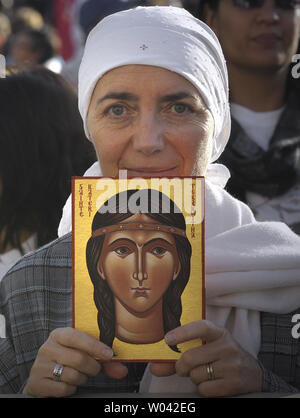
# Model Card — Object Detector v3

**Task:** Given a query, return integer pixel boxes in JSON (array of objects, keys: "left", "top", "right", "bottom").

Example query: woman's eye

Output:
[
  {"left": 151, "top": 247, "right": 167, "bottom": 257},
  {"left": 108, "top": 105, "right": 126, "bottom": 117},
  {"left": 114, "top": 246, "right": 131, "bottom": 256},
  {"left": 171, "top": 103, "right": 189, "bottom": 114}
]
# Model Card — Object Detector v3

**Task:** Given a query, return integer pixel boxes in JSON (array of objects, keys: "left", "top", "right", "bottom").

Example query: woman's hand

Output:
[
  {"left": 150, "top": 320, "right": 262, "bottom": 397},
  {"left": 23, "top": 328, "right": 128, "bottom": 397}
]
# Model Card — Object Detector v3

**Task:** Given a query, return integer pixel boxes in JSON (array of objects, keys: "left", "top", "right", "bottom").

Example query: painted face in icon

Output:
[
  {"left": 86, "top": 189, "right": 192, "bottom": 349},
  {"left": 97, "top": 213, "right": 181, "bottom": 317}
]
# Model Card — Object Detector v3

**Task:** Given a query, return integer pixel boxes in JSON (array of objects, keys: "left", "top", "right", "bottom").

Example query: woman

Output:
[
  {"left": 0, "top": 6, "right": 299, "bottom": 398},
  {"left": 0, "top": 66, "right": 96, "bottom": 282},
  {"left": 198, "top": 0, "right": 300, "bottom": 235},
  {"left": 7, "top": 28, "right": 54, "bottom": 67},
  {"left": 86, "top": 189, "right": 192, "bottom": 352}
]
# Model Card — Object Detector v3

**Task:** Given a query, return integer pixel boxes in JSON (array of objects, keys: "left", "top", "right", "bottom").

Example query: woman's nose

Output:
[
  {"left": 256, "top": 0, "right": 280, "bottom": 23},
  {"left": 131, "top": 112, "right": 165, "bottom": 155}
]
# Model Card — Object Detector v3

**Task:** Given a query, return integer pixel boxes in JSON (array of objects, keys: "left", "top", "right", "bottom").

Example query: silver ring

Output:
[
  {"left": 52, "top": 364, "right": 64, "bottom": 382},
  {"left": 206, "top": 363, "right": 215, "bottom": 381}
]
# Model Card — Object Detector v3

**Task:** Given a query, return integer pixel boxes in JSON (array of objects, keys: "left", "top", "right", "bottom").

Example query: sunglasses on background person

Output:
[{"left": 233, "top": 0, "right": 300, "bottom": 10}]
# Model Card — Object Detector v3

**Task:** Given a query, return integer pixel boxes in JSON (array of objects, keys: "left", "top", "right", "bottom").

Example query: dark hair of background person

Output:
[
  {"left": 79, "top": 0, "right": 149, "bottom": 37},
  {"left": 181, "top": 0, "right": 208, "bottom": 17},
  {"left": 8, "top": 27, "right": 54, "bottom": 64},
  {"left": 0, "top": 66, "right": 96, "bottom": 253},
  {"left": 10, "top": 6, "right": 45, "bottom": 33},
  {"left": 193, "top": 0, "right": 218, "bottom": 19},
  {"left": 86, "top": 189, "right": 192, "bottom": 354},
  {"left": 23, "top": 27, "right": 53, "bottom": 63},
  {"left": 78, "top": 0, "right": 183, "bottom": 38},
  {"left": 0, "top": 12, "right": 11, "bottom": 53}
]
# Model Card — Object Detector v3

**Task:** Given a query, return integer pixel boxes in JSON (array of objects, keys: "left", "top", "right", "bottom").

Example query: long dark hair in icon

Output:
[{"left": 86, "top": 189, "right": 192, "bottom": 353}]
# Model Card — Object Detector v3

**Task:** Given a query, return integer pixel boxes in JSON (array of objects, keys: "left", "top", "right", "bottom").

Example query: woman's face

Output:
[
  {"left": 9, "top": 33, "right": 40, "bottom": 66},
  {"left": 206, "top": 0, "right": 300, "bottom": 72},
  {"left": 87, "top": 65, "right": 214, "bottom": 177},
  {"left": 97, "top": 213, "right": 181, "bottom": 315}
]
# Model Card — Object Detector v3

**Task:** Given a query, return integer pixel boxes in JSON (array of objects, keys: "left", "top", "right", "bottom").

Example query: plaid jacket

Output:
[{"left": 0, "top": 233, "right": 299, "bottom": 395}]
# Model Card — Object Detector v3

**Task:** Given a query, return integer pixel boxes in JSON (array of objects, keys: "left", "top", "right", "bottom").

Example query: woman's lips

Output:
[{"left": 251, "top": 34, "right": 282, "bottom": 48}]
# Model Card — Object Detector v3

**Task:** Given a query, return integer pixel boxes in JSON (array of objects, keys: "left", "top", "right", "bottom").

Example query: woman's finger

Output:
[
  {"left": 48, "top": 362, "right": 89, "bottom": 386},
  {"left": 175, "top": 343, "right": 220, "bottom": 377},
  {"left": 51, "top": 345, "right": 101, "bottom": 377},
  {"left": 50, "top": 327, "right": 114, "bottom": 361},
  {"left": 34, "top": 357, "right": 89, "bottom": 386},
  {"left": 188, "top": 360, "right": 222, "bottom": 385},
  {"left": 165, "top": 320, "right": 224, "bottom": 346},
  {"left": 26, "top": 378, "right": 78, "bottom": 398},
  {"left": 150, "top": 362, "right": 176, "bottom": 377},
  {"left": 23, "top": 360, "right": 78, "bottom": 398},
  {"left": 197, "top": 379, "right": 228, "bottom": 398},
  {"left": 102, "top": 361, "right": 128, "bottom": 379}
]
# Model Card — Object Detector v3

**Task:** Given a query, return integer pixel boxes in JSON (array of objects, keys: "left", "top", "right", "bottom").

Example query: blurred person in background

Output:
[
  {"left": 6, "top": 27, "right": 54, "bottom": 66},
  {"left": 199, "top": 0, "right": 300, "bottom": 234},
  {"left": 0, "top": 66, "right": 96, "bottom": 283},
  {"left": 10, "top": 5, "right": 44, "bottom": 32},
  {"left": 61, "top": 0, "right": 183, "bottom": 86},
  {"left": 78, "top": 0, "right": 182, "bottom": 35},
  {"left": 61, "top": 0, "right": 146, "bottom": 86},
  {"left": 0, "top": 12, "right": 11, "bottom": 53},
  {"left": 3, "top": 5, "right": 64, "bottom": 72},
  {"left": 1, "top": 5, "right": 44, "bottom": 56},
  {"left": 182, "top": 0, "right": 200, "bottom": 14},
  {"left": 79, "top": 0, "right": 148, "bottom": 36}
]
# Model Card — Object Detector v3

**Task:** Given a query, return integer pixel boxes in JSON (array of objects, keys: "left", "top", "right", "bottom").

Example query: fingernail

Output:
[
  {"left": 101, "top": 347, "right": 114, "bottom": 359},
  {"left": 165, "top": 332, "right": 176, "bottom": 346}
]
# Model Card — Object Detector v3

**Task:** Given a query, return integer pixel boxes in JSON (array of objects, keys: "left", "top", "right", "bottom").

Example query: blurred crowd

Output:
[
  {"left": 0, "top": 0, "right": 299, "bottom": 283},
  {"left": 0, "top": 0, "right": 189, "bottom": 84}
]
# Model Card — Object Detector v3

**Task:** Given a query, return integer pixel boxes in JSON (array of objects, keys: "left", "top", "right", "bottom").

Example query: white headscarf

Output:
[
  {"left": 78, "top": 5, "right": 231, "bottom": 185},
  {"left": 58, "top": 6, "right": 300, "bottom": 394}
]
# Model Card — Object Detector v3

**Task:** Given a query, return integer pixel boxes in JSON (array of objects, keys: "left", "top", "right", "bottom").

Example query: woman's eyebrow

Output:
[
  {"left": 96, "top": 91, "right": 200, "bottom": 107},
  {"left": 96, "top": 92, "right": 138, "bottom": 106},
  {"left": 159, "top": 91, "right": 199, "bottom": 103}
]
